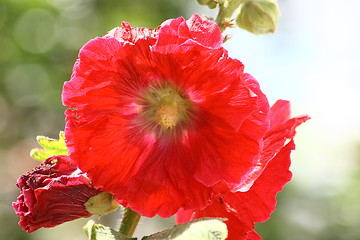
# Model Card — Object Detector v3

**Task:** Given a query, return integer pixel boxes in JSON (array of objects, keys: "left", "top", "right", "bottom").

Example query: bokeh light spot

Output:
[
  {"left": 13, "top": 9, "right": 57, "bottom": 54},
  {"left": 4, "top": 64, "right": 50, "bottom": 107}
]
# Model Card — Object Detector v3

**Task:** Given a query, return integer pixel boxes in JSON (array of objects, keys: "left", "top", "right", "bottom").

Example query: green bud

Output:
[
  {"left": 196, "top": 0, "right": 218, "bottom": 9},
  {"left": 236, "top": 0, "right": 280, "bottom": 34},
  {"left": 84, "top": 191, "right": 119, "bottom": 216}
]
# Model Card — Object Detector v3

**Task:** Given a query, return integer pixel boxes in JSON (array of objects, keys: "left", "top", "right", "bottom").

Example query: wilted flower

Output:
[{"left": 12, "top": 155, "right": 117, "bottom": 232}]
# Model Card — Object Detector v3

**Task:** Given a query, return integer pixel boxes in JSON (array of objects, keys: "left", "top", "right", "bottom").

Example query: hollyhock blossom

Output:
[
  {"left": 12, "top": 155, "right": 116, "bottom": 233},
  {"left": 63, "top": 14, "right": 277, "bottom": 217},
  {"left": 176, "top": 100, "right": 309, "bottom": 240}
]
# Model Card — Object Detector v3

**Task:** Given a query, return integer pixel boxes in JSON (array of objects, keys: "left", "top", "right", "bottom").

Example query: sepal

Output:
[{"left": 84, "top": 192, "right": 120, "bottom": 216}]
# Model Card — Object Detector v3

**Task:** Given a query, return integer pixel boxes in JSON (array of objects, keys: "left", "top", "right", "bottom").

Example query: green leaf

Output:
[
  {"left": 84, "top": 220, "right": 137, "bottom": 240},
  {"left": 30, "top": 131, "right": 68, "bottom": 161},
  {"left": 142, "top": 218, "right": 228, "bottom": 240}
]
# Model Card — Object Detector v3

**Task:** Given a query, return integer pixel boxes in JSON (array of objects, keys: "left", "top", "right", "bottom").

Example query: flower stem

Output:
[
  {"left": 119, "top": 207, "right": 141, "bottom": 237},
  {"left": 215, "top": 0, "right": 246, "bottom": 32}
]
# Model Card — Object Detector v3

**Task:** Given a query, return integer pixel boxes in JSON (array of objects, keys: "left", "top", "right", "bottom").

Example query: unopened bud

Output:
[
  {"left": 196, "top": 0, "right": 218, "bottom": 9},
  {"left": 236, "top": 0, "right": 280, "bottom": 34}
]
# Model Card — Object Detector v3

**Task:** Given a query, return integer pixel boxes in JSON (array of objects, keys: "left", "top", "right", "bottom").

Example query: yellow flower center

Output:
[
  {"left": 155, "top": 99, "right": 179, "bottom": 129},
  {"left": 137, "top": 82, "right": 193, "bottom": 138}
]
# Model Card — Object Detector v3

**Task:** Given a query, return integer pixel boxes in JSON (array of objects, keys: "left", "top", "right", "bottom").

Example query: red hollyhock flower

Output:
[
  {"left": 176, "top": 100, "right": 309, "bottom": 240},
  {"left": 12, "top": 155, "right": 101, "bottom": 233},
  {"left": 63, "top": 14, "right": 279, "bottom": 217}
]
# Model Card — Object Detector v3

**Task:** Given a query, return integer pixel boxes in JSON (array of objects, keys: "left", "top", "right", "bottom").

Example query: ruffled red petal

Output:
[
  {"left": 177, "top": 140, "right": 296, "bottom": 240},
  {"left": 176, "top": 102, "right": 309, "bottom": 239},
  {"left": 186, "top": 14, "right": 223, "bottom": 48},
  {"left": 105, "top": 22, "right": 158, "bottom": 45},
  {"left": 245, "top": 231, "right": 262, "bottom": 240},
  {"left": 237, "top": 100, "right": 310, "bottom": 192},
  {"left": 154, "top": 14, "right": 222, "bottom": 54}
]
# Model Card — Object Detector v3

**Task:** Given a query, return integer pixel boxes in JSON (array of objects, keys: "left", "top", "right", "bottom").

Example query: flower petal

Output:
[
  {"left": 176, "top": 140, "right": 296, "bottom": 240},
  {"left": 154, "top": 14, "right": 222, "bottom": 54},
  {"left": 105, "top": 22, "right": 157, "bottom": 45},
  {"left": 185, "top": 14, "right": 223, "bottom": 48},
  {"left": 237, "top": 101, "right": 309, "bottom": 192},
  {"left": 123, "top": 144, "right": 213, "bottom": 217},
  {"left": 245, "top": 231, "right": 262, "bottom": 240}
]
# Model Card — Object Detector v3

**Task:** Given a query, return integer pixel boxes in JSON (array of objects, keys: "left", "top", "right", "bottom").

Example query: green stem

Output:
[
  {"left": 119, "top": 208, "right": 141, "bottom": 237},
  {"left": 215, "top": 0, "right": 246, "bottom": 32}
]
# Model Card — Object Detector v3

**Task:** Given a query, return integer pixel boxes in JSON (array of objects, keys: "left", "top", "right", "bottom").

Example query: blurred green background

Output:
[{"left": 1, "top": 0, "right": 360, "bottom": 239}]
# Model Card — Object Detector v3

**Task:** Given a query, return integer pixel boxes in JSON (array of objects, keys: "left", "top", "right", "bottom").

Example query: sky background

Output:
[
  {"left": 1, "top": 0, "right": 360, "bottom": 239},
  {"left": 222, "top": 1, "right": 360, "bottom": 238},
  {"left": 224, "top": 0, "right": 360, "bottom": 193}
]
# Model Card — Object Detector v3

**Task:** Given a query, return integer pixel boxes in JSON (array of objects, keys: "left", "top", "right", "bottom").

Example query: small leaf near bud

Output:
[
  {"left": 30, "top": 131, "right": 68, "bottom": 161},
  {"left": 236, "top": 0, "right": 280, "bottom": 34}
]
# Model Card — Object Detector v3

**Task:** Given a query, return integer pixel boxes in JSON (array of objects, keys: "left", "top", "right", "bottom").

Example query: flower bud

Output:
[
  {"left": 236, "top": 0, "right": 280, "bottom": 34},
  {"left": 196, "top": 0, "right": 218, "bottom": 9},
  {"left": 12, "top": 155, "right": 117, "bottom": 233}
]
